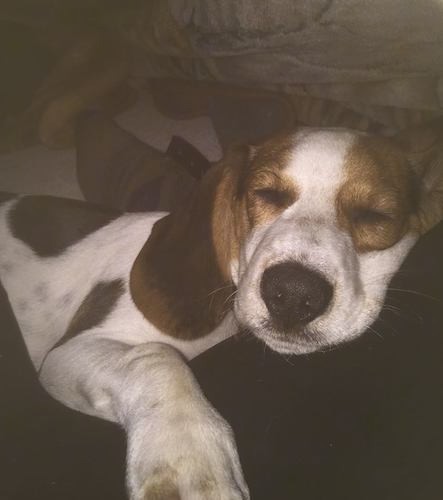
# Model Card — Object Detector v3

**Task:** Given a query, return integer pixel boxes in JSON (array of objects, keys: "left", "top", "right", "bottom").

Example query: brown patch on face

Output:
[
  {"left": 243, "top": 133, "right": 298, "bottom": 227},
  {"left": 337, "top": 136, "right": 417, "bottom": 252}
]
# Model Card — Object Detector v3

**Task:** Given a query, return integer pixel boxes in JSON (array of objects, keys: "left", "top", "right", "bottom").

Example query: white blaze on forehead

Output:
[{"left": 283, "top": 128, "right": 358, "bottom": 216}]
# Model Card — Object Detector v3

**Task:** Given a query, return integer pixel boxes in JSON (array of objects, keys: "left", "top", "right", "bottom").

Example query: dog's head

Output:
[
  {"left": 131, "top": 121, "right": 443, "bottom": 351},
  {"left": 212, "top": 122, "right": 443, "bottom": 353}
]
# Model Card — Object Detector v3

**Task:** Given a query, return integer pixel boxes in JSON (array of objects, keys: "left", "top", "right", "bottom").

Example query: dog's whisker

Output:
[
  {"left": 371, "top": 294, "right": 426, "bottom": 328},
  {"left": 280, "top": 353, "right": 296, "bottom": 366},
  {"left": 367, "top": 324, "right": 384, "bottom": 340},
  {"left": 383, "top": 297, "right": 426, "bottom": 323},
  {"left": 219, "top": 297, "right": 238, "bottom": 317},
  {"left": 223, "top": 290, "right": 238, "bottom": 308},
  {"left": 208, "top": 285, "right": 237, "bottom": 313},
  {"left": 220, "top": 306, "right": 233, "bottom": 318},
  {"left": 362, "top": 269, "right": 422, "bottom": 287},
  {"left": 382, "top": 305, "right": 404, "bottom": 318},
  {"left": 386, "top": 287, "right": 442, "bottom": 303},
  {"left": 374, "top": 314, "right": 400, "bottom": 337},
  {"left": 207, "top": 284, "right": 236, "bottom": 298}
]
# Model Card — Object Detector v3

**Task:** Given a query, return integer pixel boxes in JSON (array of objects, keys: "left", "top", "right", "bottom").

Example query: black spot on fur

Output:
[
  {"left": 9, "top": 196, "right": 120, "bottom": 257},
  {"left": 51, "top": 279, "right": 124, "bottom": 350},
  {"left": 0, "top": 192, "right": 17, "bottom": 206}
]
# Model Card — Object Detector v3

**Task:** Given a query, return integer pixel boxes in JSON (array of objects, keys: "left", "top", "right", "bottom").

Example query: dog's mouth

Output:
[
  {"left": 235, "top": 295, "right": 373, "bottom": 355},
  {"left": 250, "top": 320, "right": 331, "bottom": 354}
]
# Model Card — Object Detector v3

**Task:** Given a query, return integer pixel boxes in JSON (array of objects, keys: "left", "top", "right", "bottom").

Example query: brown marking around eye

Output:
[
  {"left": 247, "top": 170, "right": 298, "bottom": 226},
  {"left": 338, "top": 136, "right": 416, "bottom": 252},
  {"left": 244, "top": 134, "right": 299, "bottom": 226}
]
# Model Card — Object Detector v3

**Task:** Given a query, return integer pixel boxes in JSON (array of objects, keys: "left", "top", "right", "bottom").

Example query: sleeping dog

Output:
[{"left": 1, "top": 123, "right": 442, "bottom": 499}]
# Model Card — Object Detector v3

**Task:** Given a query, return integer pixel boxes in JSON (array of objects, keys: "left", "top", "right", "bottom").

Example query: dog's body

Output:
[
  {"left": 0, "top": 196, "right": 245, "bottom": 499},
  {"left": 0, "top": 203, "right": 231, "bottom": 368},
  {"left": 1, "top": 126, "right": 442, "bottom": 499}
]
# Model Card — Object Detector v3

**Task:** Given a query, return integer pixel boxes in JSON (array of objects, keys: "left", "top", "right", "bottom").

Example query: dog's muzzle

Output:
[{"left": 260, "top": 261, "right": 333, "bottom": 332}]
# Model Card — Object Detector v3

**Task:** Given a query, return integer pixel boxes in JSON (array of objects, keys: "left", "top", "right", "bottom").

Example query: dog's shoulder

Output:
[{"left": 0, "top": 192, "right": 163, "bottom": 286}]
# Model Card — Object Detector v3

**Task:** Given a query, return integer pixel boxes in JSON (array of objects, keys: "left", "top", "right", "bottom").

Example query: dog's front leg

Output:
[{"left": 39, "top": 336, "right": 249, "bottom": 500}]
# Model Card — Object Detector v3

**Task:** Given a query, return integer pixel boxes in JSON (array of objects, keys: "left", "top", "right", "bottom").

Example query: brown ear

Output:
[
  {"left": 396, "top": 119, "right": 443, "bottom": 234},
  {"left": 129, "top": 145, "right": 250, "bottom": 340},
  {"left": 211, "top": 145, "right": 252, "bottom": 282}
]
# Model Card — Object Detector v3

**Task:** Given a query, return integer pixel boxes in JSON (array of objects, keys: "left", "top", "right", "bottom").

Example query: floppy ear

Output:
[
  {"left": 396, "top": 119, "right": 443, "bottom": 234},
  {"left": 129, "top": 145, "right": 251, "bottom": 340}
]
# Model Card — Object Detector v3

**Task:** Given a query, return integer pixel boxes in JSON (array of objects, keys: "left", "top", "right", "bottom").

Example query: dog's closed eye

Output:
[
  {"left": 254, "top": 188, "right": 293, "bottom": 208},
  {"left": 350, "top": 207, "right": 393, "bottom": 225}
]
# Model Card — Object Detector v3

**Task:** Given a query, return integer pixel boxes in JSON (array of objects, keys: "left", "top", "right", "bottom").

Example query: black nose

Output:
[{"left": 260, "top": 262, "right": 333, "bottom": 329}]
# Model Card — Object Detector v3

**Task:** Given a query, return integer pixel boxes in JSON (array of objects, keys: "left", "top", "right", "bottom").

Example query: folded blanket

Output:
[{"left": 106, "top": 0, "right": 443, "bottom": 130}]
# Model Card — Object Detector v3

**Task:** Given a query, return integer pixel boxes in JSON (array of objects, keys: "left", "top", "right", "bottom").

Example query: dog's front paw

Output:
[{"left": 127, "top": 407, "right": 249, "bottom": 500}]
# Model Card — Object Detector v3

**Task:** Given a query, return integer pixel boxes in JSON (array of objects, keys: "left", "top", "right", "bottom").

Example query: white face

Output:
[{"left": 232, "top": 128, "right": 418, "bottom": 354}]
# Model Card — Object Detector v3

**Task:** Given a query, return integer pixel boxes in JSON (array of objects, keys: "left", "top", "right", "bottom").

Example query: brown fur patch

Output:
[
  {"left": 9, "top": 196, "right": 119, "bottom": 257},
  {"left": 243, "top": 134, "right": 298, "bottom": 226},
  {"left": 143, "top": 465, "right": 180, "bottom": 500},
  {"left": 130, "top": 163, "right": 240, "bottom": 340},
  {"left": 338, "top": 136, "right": 416, "bottom": 252},
  {"left": 212, "top": 146, "right": 251, "bottom": 281},
  {"left": 51, "top": 279, "right": 124, "bottom": 349}
]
